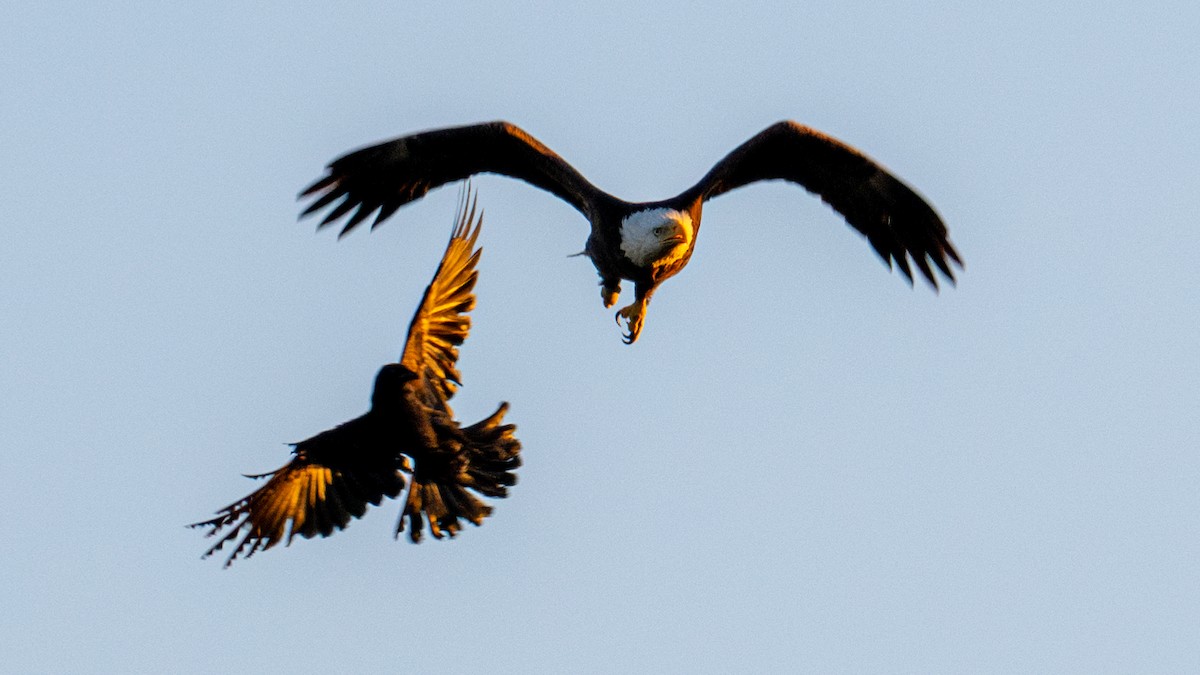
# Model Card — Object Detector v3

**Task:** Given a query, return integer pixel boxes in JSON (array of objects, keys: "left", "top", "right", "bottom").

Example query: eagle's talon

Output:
[{"left": 614, "top": 302, "right": 645, "bottom": 344}]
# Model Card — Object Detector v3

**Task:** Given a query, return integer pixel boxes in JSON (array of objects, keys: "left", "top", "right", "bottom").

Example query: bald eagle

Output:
[
  {"left": 301, "top": 120, "right": 961, "bottom": 343},
  {"left": 192, "top": 192, "right": 521, "bottom": 566}
]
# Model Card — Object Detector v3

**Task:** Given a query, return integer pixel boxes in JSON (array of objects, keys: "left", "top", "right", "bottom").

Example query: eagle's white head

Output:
[{"left": 619, "top": 208, "right": 694, "bottom": 268}]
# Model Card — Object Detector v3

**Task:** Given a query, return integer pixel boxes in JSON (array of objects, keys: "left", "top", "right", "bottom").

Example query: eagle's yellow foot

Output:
[
  {"left": 601, "top": 285, "right": 619, "bottom": 308},
  {"left": 614, "top": 300, "right": 646, "bottom": 344}
]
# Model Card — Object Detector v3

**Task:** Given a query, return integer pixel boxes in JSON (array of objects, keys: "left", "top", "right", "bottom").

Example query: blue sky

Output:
[{"left": 3, "top": 1, "right": 1198, "bottom": 672}]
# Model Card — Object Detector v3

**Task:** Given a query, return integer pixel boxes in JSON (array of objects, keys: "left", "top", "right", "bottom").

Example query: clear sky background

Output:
[{"left": 3, "top": 1, "right": 1198, "bottom": 672}]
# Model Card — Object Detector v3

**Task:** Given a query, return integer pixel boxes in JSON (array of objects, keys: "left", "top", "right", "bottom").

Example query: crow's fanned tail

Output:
[{"left": 397, "top": 402, "right": 522, "bottom": 542}]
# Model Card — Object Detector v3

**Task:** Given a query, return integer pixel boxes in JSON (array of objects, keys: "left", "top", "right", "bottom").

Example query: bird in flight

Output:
[
  {"left": 300, "top": 120, "right": 961, "bottom": 343},
  {"left": 193, "top": 191, "right": 521, "bottom": 566}
]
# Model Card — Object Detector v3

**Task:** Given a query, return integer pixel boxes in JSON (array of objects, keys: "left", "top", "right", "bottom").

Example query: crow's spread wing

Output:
[
  {"left": 191, "top": 416, "right": 407, "bottom": 567},
  {"left": 397, "top": 189, "right": 484, "bottom": 409}
]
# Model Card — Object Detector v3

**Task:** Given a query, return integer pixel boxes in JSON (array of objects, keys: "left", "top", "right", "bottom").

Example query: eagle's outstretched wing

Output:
[
  {"left": 300, "top": 121, "right": 604, "bottom": 236},
  {"left": 689, "top": 121, "right": 961, "bottom": 286}
]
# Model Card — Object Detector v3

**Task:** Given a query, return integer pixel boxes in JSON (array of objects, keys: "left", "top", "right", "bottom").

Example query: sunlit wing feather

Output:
[
  {"left": 190, "top": 417, "right": 406, "bottom": 567},
  {"left": 692, "top": 121, "right": 962, "bottom": 287},
  {"left": 299, "top": 121, "right": 602, "bottom": 236},
  {"left": 399, "top": 189, "right": 484, "bottom": 407}
]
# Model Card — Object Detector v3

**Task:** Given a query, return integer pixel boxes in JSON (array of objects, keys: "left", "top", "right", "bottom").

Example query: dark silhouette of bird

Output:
[
  {"left": 300, "top": 120, "right": 961, "bottom": 343},
  {"left": 192, "top": 191, "right": 520, "bottom": 566}
]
